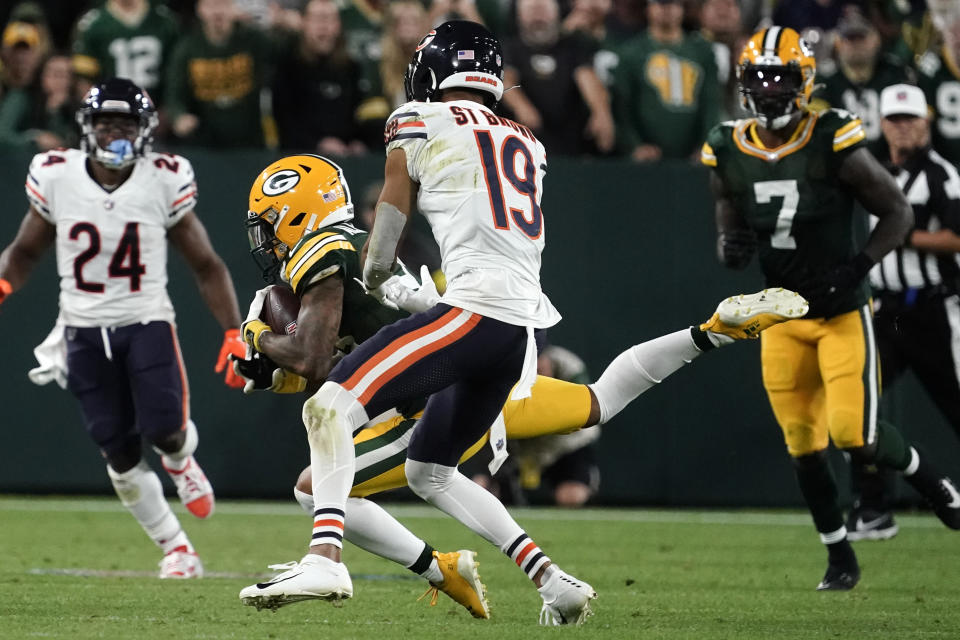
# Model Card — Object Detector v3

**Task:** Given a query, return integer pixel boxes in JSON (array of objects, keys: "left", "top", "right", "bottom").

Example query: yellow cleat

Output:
[
  {"left": 700, "top": 288, "right": 809, "bottom": 340},
  {"left": 418, "top": 550, "right": 490, "bottom": 619}
]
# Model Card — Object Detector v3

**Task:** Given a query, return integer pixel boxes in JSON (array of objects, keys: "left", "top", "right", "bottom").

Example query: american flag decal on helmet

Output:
[{"left": 457, "top": 50, "right": 475, "bottom": 60}]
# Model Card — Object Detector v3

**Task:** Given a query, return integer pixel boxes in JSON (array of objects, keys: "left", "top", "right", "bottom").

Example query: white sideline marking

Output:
[
  {"left": 27, "top": 568, "right": 417, "bottom": 581},
  {"left": 0, "top": 496, "right": 943, "bottom": 528}
]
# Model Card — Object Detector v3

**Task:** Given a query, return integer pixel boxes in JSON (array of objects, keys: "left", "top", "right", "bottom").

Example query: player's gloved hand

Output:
[
  {"left": 241, "top": 318, "right": 272, "bottom": 352},
  {"left": 718, "top": 229, "right": 757, "bottom": 269},
  {"left": 230, "top": 353, "right": 307, "bottom": 394},
  {"left": 357, "top": 275, "right": 402, "bottom": 310},
  {"left": 0, "top": 278, "right": 11, "bottom": 307},
  {"left": 243, "top": 286, "right": 270, "bottom": 324},
  {"left": 800, "top": 253, "right": 874, "bottom": 304},
  {"left": 215, "top": 328, "right": 247, "bottom": 388},
  {"left": 363, "top": 265, "right": 441, "bottom": 314}
]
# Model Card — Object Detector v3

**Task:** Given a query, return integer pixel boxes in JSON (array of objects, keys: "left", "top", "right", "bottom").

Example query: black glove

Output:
[
  {"left": 229, "top": 352, "right": 307, "bottom": 394},
  {"left": 719, "top": 229, "right": 757, "bottom": 269},
  {"left": 800, "top": 253, "right": 875, "bottom": 304}
]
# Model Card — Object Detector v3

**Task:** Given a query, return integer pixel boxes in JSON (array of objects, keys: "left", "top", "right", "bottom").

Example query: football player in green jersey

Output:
[{"left": 702, "top": 26, "right": 960, "bottom": 591}]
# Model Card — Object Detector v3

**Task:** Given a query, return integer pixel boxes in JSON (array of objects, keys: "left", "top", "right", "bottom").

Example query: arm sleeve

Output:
[
  {"left": 24, "top": 152, "right": 62, "bottom": 221},
  {"left": 163, "top": 155, "right": 198, "bottom": 227},
  {"left": 828, "top": 111, "right": 867, "bottom": 173},
  {"left": 384, "top": 104, "right": 430, "bottom": 182}
]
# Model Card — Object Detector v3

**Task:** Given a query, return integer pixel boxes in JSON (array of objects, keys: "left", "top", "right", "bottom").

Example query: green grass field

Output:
[{"left": 0, "top": 497, "right": 958, "bottom": 639}]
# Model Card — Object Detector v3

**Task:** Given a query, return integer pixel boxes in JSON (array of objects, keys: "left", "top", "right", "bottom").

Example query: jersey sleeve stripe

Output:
[
  {"left": 287, "top": 233, "right": 349, "bottom": 276},
  {"left": 833, "top": 125, "right": 865, "bottom": 152},
  {"left": 834, "top": 119, "right": 862, "bottom": 138},
  {"left": 392, "top": 132, "right": 428, "bottom": 141},
  {"left": 289, "top": 241, "right": 355, "bottom": 291},
  {"left": 25, "top": 181, "right": 48, "bottom": 204},
  {"left": 398, "top": 121, "right": 426, "bottom": 129},
  {"left": 700, "top": 142, "right": 717, "bottom": 167},
  {"left": 389, "top": 111, "right": 420, "bottom": 121},
  {"left": 177, "top": 181, "right": 196, "bottom": 193},
  {"left": 171, "top": 190, "right": 197, "bottom": 208},
  {"left": 27, "top": 172, "right": 40, "bottom": 186}
]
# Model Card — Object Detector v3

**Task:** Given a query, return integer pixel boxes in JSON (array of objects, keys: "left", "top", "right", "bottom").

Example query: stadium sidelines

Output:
[{"left": 0, "top": 496, "right": 943, "bottom": 528}]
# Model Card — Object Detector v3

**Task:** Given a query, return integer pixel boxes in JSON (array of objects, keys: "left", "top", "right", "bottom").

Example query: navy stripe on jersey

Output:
[
  {"left": 392, "top": 132, "right": 428, "bottom": 141},
  {"left": 389, "top": 111, "right": 420, "bottom": 122}
]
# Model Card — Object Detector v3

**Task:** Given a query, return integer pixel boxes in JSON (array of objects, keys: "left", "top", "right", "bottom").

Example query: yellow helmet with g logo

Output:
[
  {"left": 246, "top": 154, "right": 354, "bottom": 282},
  {"left": 737, "top": 26, "right": 816, "bottom": 129}
]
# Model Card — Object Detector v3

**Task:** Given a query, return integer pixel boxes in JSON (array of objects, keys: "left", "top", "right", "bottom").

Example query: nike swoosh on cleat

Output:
[
  {"left": 942, "top": 480, "right": 960, "bottom": 508},
  {"left": 855, "top": 515, "right": 891, "bottom": 530},
  {"left": 255, "top": 572, "right": 303, "bottom": 589}
]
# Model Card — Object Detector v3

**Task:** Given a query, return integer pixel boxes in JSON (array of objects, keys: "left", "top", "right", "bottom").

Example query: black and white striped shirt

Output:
[{"left": 870, "top": 146, "right": 960, "bottom": 294}]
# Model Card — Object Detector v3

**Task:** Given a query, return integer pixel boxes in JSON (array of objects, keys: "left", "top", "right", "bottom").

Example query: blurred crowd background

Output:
[{"left": 0, "top": 0, "right": 956, "bottom": 162}]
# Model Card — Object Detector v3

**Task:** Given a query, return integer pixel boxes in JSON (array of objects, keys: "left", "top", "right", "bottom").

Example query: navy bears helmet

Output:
[
  {"left": 77, "top": 77, "right": 158, "bottom": 170},
  {"left": 404, "top": 20, "right": 504, "bottom": 107}
]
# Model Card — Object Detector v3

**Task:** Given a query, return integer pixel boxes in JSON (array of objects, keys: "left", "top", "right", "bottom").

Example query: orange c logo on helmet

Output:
[{"left": 415, "top": 30, "right": 436, "bottom": 51}]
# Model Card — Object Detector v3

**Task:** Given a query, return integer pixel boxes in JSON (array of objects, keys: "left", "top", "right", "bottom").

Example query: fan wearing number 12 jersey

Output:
[
  {"left": 702, "top": 27, "right": 960, "bottom": 592},
  {"left": 0, "top": 78, "right": 246, "bottom": 578}
]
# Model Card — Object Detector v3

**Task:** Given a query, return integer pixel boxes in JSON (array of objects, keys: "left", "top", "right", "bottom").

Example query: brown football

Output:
[{"left": 262, "top": 285, "right": 300, "bottom": 335}]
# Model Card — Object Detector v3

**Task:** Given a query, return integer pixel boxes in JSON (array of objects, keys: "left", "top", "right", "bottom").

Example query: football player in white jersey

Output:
[
  {"left": 0, "top": 78, "right": 247, "bottom": 578},
  {"left": 238, "top": 21, "right": 603, "bottom": 623}
]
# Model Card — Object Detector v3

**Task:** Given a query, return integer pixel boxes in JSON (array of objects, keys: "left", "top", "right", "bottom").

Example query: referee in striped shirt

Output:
[{"left": 848, "top": 84, "right": 960, "bottom": 541}]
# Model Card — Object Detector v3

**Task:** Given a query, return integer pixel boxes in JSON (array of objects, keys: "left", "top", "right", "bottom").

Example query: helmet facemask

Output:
[
  {"left": 77, "top": 80, "right": 158, "bottom": 170},
  {"left": 246, "top": 208, "right": 287, "bottom": 284},
  {"left": 738, "top": 63, "right": 805, "bottom": 130}
]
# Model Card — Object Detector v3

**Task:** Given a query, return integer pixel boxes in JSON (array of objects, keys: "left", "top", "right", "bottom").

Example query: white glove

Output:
[
  {"left": 243, "top": 286, "right": 270, "bottom": 324},
  {"left": 378, "top": 265, "right": 441, "bottom": 313}
]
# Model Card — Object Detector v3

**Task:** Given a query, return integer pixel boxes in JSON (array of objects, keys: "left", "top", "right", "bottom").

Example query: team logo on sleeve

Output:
[
  {"left": 384, "top": 118, "right": 400, "bottom": 144},
  {"left": 262, "top": 169, "right": 300, "bottom": 196}
]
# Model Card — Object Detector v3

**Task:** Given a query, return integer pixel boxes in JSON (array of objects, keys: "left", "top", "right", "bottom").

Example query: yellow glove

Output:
[
  {"left": 241, "top": 318, "right": 272, "bottom": 352},
  {"left": 270, "top": 368, "right": 308, "bottom": 394}
]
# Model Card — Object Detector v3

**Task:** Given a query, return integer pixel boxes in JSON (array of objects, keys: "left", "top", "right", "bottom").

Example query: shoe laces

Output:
[{"left": 417, "top": 584, "right": 441, "bottom": 607}]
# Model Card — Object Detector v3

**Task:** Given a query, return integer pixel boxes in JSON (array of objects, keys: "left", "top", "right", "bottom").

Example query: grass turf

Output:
[{"left": 0, "top": 497, "right": 957, "bottom": 639}]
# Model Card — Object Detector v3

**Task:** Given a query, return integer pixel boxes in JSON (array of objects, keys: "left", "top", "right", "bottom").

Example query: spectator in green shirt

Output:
[
  {"left": 165, "top": 0, "right": 273, "bottom": 148},
  {"left": 71, "top": 0, "right": 180, "bottom": 105},
  {"left": 612, "top": 0, "right": 720, "bottom": 162}
]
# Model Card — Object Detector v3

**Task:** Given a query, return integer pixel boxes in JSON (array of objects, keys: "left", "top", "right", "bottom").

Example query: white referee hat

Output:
[{"left": 880, "top": 84, "right": 928, "bottom": 119}]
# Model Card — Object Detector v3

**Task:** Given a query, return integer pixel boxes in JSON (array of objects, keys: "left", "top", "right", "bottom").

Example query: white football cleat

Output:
[
  {"left": 159, "top": 546, "right": 203, "bottom": 579},
  {"left": 239, "top": 554, "right": 353, "bottom": 611},
  {"left": 537, "top": 567, "right": 597, "bottom": 626},
  {"left": 163, "top": 456, "right": 215, "bottom": 519},
  {"left": 700, "top": 288, "right": 809, "bottom": 341}
]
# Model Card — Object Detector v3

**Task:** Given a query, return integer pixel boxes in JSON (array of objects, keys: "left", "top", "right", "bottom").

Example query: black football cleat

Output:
[
  {"left": 845, "top": 505, "right": 899, "bottom": 542},
  {"left": 816, "top": 562, "right": 861, "bottom": 591},
  {"left": 903, "top": 452, "right": 960, "bottom": 530}
]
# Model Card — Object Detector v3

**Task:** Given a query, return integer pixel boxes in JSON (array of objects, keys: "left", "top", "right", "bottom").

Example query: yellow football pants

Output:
[
  {"left": 349, "top": 375, "right": 593, "bottom": 497},
  {"left": 760, "top": 304, "right": 880, "bottom": 457}
]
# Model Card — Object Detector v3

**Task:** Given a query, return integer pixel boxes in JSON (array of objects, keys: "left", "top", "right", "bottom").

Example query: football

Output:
[{"left": 262, "top": 285, "right": 300, "bottom": 335}]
